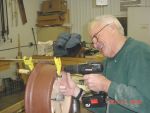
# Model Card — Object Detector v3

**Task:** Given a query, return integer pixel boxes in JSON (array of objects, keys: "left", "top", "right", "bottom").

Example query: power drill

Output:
[{"left": 64, "top": 62, "right": 107, "bottom": 108}]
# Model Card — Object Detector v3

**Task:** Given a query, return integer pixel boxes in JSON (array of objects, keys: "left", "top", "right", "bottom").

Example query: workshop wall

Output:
[
  {"left": 66, "top": 0, "right": 150, "bottom": 42},
  {"left": 37, "top": 0, "right": 150, "bottom": 42},
  {"left": 0, "top": 0, "right": 40, "bottom": 58},
  {"left": 0, "top": 0, "right": 40, "bottom": 83}
]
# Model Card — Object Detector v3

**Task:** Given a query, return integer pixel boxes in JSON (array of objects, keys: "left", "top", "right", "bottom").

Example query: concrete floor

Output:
[{"left": 0, "top": 91, "right": 24, "bottom": 111}]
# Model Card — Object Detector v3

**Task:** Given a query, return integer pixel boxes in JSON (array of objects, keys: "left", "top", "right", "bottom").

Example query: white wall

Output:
[
  {"left": 67, "top": 0, "right": 117, "bottom": 42},
  {"left": 66, "top": 0, "right": 149, "bottom": 42},
  {"left": 0, "top": 0, "right": 40, "bottom": 58},
  {"left": 128, "top": 7, "right": 150, "bottom": 44}
]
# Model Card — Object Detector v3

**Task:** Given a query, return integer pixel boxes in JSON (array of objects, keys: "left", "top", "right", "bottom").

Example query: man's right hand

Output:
[{"left": 59, "top": 71, "right": 80, "bottom": 97}]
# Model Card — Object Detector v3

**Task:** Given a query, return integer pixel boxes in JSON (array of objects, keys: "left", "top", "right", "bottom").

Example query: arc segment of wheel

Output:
[{"left": 25, "top": 63, "right": 71, "bottom": 113}]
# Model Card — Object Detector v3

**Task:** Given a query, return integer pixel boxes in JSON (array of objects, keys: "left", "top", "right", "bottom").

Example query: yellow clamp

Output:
[
  {"left": 54, "top": 57, "right": 62, "bottom": 76},
  {"left": 23, "top": 56, "right": 34, "bottom": 71}
]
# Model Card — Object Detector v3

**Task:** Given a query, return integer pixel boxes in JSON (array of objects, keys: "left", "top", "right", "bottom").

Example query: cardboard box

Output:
[
  {"left": 50, "top": 0, "right": 67, "bottom": 12},
  {"left": 37, "top": 12, "right": 65, "bottom": 26},
  {"left": 41, "top": 1, "right": 51, "bottom": 12},
  {"left": 37, "top": 20, "right": 64, "bottom": 27},
  {"left": 38, "top": 14, "right": 64, "bottom": 21},
  {"left": 41, "top": 0, "right": 67, "bottom": 12}
]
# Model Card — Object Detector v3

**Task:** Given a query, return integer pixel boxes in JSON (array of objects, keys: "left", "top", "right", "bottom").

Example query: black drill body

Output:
[
  {"left": 64, "top": 62, "right": 107, "bottom": 108},
  {"left": 64, "top": 62, "right": 103, "bottom": 75}
]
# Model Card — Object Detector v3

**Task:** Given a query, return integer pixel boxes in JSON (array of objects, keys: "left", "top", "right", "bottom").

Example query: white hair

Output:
[{"left": 89, "top": 15, "right": 124, "bottom": 35}]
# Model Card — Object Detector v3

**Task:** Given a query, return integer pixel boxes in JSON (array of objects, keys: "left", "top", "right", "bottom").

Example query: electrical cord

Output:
[{"left": 0, "top": 43, "right": 36, "bottom": 51}]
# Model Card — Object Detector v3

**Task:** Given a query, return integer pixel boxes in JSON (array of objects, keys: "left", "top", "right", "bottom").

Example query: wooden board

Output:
[
  {"left": 32, "top": 55, "right": 105, "bottom": 65},
  {"left": 0, "top": 62, "right": 10, "bottom": 71},
  {"left": 18, "top": 0, "right": 27, "bottom": 24}
]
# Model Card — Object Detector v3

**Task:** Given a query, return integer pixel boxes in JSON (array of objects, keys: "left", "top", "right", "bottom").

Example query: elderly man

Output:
[{"left": 59, "top": 15, "right": 150, "bottom": 113}]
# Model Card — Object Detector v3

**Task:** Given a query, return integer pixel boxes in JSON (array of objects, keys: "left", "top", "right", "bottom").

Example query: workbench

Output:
[
  {"left": 0, "top": 55, "right": 104, "bottom": 113},
  {"left": 32, "top": 55, "right": 105, "bottom": 65}
]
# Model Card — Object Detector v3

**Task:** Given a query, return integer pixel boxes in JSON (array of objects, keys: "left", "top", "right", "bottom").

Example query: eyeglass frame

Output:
[{"left": 92, "top": 23, "right": 111, "bottom": 44}]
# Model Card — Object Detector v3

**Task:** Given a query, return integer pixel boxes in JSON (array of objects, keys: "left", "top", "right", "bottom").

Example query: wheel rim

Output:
[{"left": 25, "top": 63, "right": 72, "bottom": 113}]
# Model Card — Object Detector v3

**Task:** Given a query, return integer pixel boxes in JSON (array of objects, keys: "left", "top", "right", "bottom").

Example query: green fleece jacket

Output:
[{"left": 89, "top": 37, "right": 150, "bottom": 113}]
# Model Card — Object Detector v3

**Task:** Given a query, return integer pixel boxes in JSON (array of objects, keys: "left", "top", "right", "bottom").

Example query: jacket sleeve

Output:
[{"left": 108, "top": 49, "right": 150, "bottom": 113}]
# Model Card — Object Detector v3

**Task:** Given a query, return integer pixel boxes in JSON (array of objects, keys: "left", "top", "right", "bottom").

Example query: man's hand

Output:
[
  {"left": 59, "top": 71, "right": 80, "bottom": 97},
  {"left": 83, "top": 74, "right": 111, "bottom": 93}
]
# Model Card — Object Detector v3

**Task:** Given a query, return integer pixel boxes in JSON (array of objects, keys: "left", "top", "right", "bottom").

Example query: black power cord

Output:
[{"left": 0, "top": 43, "right": 35, "bottom": 51}]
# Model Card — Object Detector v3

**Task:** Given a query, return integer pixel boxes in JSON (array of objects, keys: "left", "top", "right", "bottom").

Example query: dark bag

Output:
[{"left": 53, "top": 32, "right": 81, "bottom": 57}]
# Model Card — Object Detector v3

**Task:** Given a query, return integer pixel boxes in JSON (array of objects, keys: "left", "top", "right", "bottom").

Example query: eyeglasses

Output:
[{"left": 92, "top": 23, "right": 111, "bottom": 44}]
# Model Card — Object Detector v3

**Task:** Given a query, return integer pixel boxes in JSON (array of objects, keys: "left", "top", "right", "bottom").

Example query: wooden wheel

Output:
[{"left": 25, "top": 63, "right": 72, "bottom": 113}]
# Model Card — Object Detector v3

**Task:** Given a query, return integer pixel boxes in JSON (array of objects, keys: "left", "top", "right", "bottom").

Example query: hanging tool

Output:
[
  {"left": 9, "top": 0, "right": 18, "bottom": 27},
  {"left": 18, "top": 0, "right": 27, "bottom": 24},
  {"left": 32, "top": 28, "right": 38, "bottom": 51},
  {"left": 0, "top": 0, "right": 6, "bottom": 42},
  {"left": 16, "top": 36, "right": 23, "bottom": 73},
  {"left": 9, "top": 0, "right": 14, "bottom": 26},
  {"left": 5, "top": 0, "right": 9, "bottom": 39},
  {"left": 0, "top": 0, "right": 2, "bottom": 41},
  {"left": 0, "top": 0, "right": 9, "bottom": 42},
  {"left": 14, "top": 0, "right": 18, "bottom": 26}
]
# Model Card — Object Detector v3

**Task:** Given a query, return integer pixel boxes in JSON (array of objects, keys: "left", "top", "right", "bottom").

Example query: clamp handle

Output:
[
  {"left": 54, "top": 57, "right": 62, "bottom": 76},
  {"left": 23, "top": 56, "right": 34, "bottom": 71}
]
